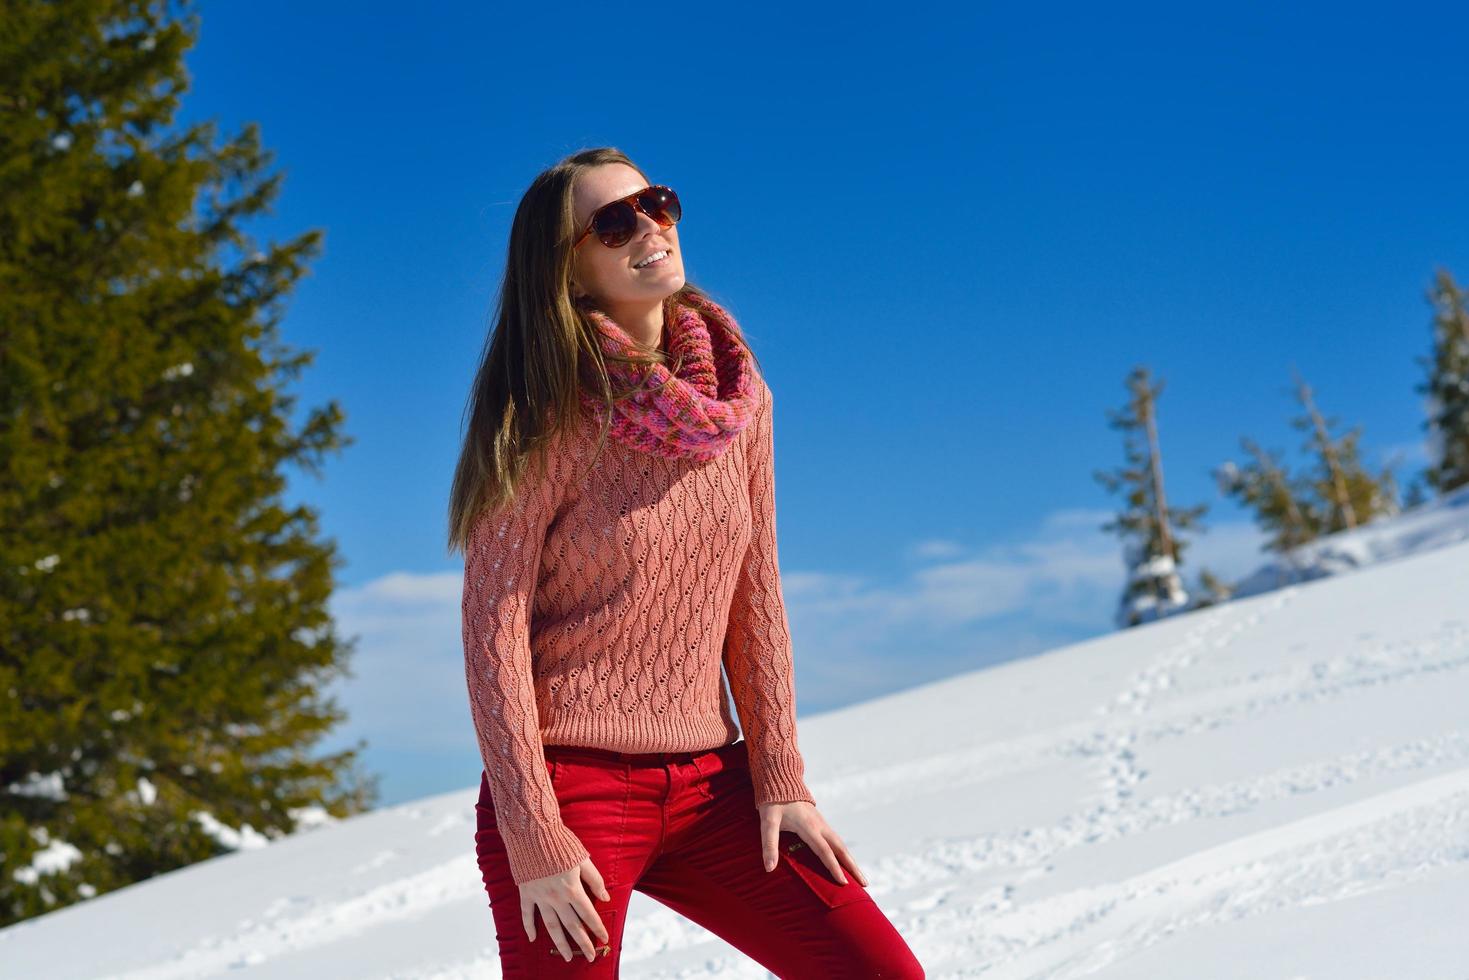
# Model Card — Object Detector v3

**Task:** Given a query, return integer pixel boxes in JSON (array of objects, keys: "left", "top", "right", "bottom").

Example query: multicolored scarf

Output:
[{"left": 577, "top": 290, "right": 760, "bottom": 461}]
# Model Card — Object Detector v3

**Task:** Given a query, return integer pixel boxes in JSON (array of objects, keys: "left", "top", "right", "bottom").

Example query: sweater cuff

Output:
[
  {"left": 750, "top": 754, "right": 816, "bottom": 808},
  {"left": 502, "top": 818, "right": 591, "bottom": 885}
]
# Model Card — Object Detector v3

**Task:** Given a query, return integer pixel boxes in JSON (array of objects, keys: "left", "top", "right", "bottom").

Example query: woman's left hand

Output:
[{"left": 757, "top": 801, "right": 869, "bottom": 886}]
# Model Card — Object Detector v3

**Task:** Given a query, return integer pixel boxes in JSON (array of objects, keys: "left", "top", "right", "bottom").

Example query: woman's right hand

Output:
[{"left": 521, "top": 856, "right": 612, "bottom": 963}]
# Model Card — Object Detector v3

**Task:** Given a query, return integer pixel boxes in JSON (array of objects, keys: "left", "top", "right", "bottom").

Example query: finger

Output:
[
  {"left": 830, "top": 837, "right": 869, "bottom": 886},
  {"left": 581, "top": 862, "right": 612, "bottom": 904},
  {"left": 521, "top": 901, "right": 536, "bottom": 943},
  {"left": 568, "top": 883, "right": 609, "bottom": 945},
  {"left": 540, "top": 902, "right": 574, "bottom": 962},
  {"left": 761, "top": 817, "right": 781, "bottom": 872},
  {"left": 555, "top": 904, "right": 597, "bottom": 963},
  {"left": 810, "top": 836, "right": 848, "bottom": 885}
]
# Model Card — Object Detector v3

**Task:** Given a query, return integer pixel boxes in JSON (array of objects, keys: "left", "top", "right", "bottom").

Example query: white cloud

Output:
[
  {"left": 325, "top": 508, "right": 1269, "bottom": 800},
  {"left": 908, "top": 539, "right": 965, "bottom": 560}
]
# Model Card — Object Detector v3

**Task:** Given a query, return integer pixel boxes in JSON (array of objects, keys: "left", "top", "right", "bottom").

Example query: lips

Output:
[{"left": 633, "top": 247, "right": 672, "bottom": 269}]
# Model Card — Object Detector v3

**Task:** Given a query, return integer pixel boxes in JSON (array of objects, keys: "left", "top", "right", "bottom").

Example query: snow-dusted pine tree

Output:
[
  {"left": 1189, "top": 567, "right": 1235, "bottom": 608},
  {"left": 1288, "top": 368, "right": 1400, "bottom": 533},
  {"left": 1415, "top": 267, "right": 1469, "bottom": 495},
  {"left": 1093, "top": 366, "right": 1208, "bottom": 629},
  {"left": 0, "top": 0, "right": 374, "bottom": 928},
  {"left": 1213, "top": 436, "right": 1322, "bottom": 579}
]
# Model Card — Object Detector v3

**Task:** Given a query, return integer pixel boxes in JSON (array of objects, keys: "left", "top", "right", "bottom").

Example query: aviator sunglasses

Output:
[{"left": 572, "top": 184, "right": 682, "bottom": 249}]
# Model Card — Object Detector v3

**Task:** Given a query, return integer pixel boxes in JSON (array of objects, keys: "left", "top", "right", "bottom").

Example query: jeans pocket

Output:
[
  {"left": 777, "top": 831, "right": 871, "bottom": 909},
  {"left": 695, "top": 742, "right": 745, "bottom": 800}
]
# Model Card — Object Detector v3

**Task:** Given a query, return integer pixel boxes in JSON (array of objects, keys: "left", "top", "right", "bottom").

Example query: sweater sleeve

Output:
[
  {"left": 462, "top": 452, "right": 590, "bottom": 885},
  {"left": 722, "top": 383, "right": 817, "bottom": 807}
]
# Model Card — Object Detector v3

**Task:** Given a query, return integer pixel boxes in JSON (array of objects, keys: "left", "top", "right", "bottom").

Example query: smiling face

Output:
[{"left": 569, "top": 163, "right": 686, "bottom": 311}]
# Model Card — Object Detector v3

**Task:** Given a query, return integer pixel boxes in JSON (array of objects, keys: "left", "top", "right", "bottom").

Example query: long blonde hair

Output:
[{"left": 445, "top": 147, "right": 757, "bottom": 555}]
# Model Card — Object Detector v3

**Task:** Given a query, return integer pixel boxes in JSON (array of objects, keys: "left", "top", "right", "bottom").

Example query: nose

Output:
[{"left": 634, "top": 209, "right": 666, "bottom": 237}]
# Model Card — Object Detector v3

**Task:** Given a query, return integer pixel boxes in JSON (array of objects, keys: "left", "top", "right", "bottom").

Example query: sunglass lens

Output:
[
  {"left": 639, "top": 186, "right": 681, "bottom": 226},
  {"left": 593, "top": 201, "right": 638, "bottom": 247}
]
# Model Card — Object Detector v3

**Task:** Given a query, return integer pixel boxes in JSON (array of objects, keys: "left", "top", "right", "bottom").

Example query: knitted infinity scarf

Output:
[{"left": 577, "top": 290, "right": 759, "bottom": 461}]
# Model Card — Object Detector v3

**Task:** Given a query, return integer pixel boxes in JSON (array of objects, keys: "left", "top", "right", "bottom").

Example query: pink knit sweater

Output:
[{"left": 461, "top": 378, "right": 814, "bottom": 884}]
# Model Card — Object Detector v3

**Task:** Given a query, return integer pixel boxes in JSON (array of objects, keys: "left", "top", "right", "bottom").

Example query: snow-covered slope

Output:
[
  {"left": 3, "top": 512, "right": 1468, "bottom": 978},
  {"left": 1230, "top": 482, "right": 1469, "bottom": 598}
]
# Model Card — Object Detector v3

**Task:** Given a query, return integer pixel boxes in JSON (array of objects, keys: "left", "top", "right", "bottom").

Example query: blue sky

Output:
[{"left": 179, "top": 2, "right": 1468, "bottom": 805}]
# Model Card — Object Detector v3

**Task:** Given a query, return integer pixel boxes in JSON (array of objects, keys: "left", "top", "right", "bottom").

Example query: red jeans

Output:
[{"left": 474, "top": 739, "right": 925, "bottom": 978}]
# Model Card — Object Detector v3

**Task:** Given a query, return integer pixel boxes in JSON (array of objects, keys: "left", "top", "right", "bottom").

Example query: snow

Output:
[
  {"left": 5, "top": 772, "right": 67, "bottom": 802},
  {"left": 134, "top": 778, "right": 157, "bottom": 807},
  {"left": 191, "top": 811, "right": 271, "bottom": 852},
  {"left": 1230, "top": 483, "right": 1469, "bottom": 598},
  {"left": 11, "top": 834, "right": 84, "bottom": 887},
  {"left": 2, "top": 500, "right": 1468, "bottom": 977}
]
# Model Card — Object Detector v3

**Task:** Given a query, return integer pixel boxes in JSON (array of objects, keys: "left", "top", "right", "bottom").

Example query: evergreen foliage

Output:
[
  {"left": 1093, "top": 366, "right": 1208, "bottom": 629},
  {"left": 1214, "top": 437, "right": 1321, "bottom": 554},
  {"left": 0, "top": 0, "right": 375, "bottom": 928},
  {"left": 1287, "top": 369, "right": 1399, "bottom": 534},
  {"left": 1416, "top": 267, "right": 1469, "bottom": 494},
  {"left": 1214, "top": 370, "right": 1401, "bottom": 591},
  {"left": 1189, "top": 567, "right": 1234, "bottom": 609}
]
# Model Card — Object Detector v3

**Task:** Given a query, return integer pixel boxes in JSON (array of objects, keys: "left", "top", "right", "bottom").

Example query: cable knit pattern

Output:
[{"left": 461, "top": 378, "right": 814, "bottom": 885}]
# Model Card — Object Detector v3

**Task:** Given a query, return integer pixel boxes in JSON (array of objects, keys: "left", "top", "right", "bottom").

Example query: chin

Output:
[{"left": 638, "top": 275, "right": 684, "bottom": 301}]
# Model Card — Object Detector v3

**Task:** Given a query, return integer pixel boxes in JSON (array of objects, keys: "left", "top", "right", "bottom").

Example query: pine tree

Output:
[
  {"left": 1189, "top": 567, "right": 1234, "bottom": 609},
  {"left": 1288, "top": 368, "right": 1400, "bottom": 533},
  {"left": 1214, "top": 437, "right": 1322, "bottom": 552},
  {"left": 1093, "top": 366, "right": 1208, "bottom": 629},
  {"left": 1402, "top": 475, "right": 1430, "bottom": 509},
  {"left": 0, "top": 0, "right": 374, "bottom": 927},
  {"left": 1415, "top": 267, "right": 1469, "bottom": 494}
]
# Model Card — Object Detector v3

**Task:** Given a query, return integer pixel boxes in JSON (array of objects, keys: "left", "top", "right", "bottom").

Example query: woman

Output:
[{"left": 448, "top": 146, "right": 925, "bottom": 978}]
